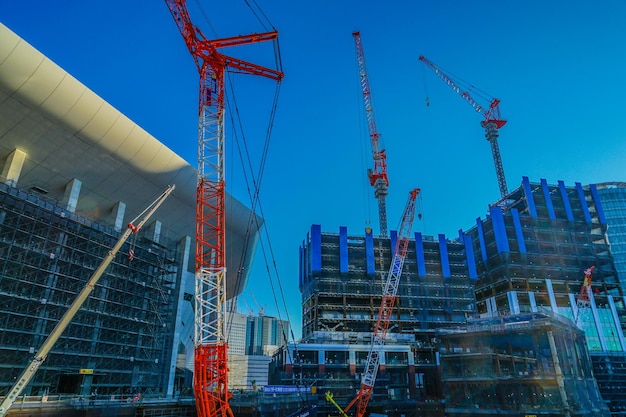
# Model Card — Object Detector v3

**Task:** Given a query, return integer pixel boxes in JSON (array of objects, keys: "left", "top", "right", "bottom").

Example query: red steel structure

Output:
[
  {"left": 344, "top": 188, "right": 421, "bottom": 417},
  {"left": 164, "top": 2, "right": 283, "bottom": 417},
  {"left": 353, "top": 31, "right": 390, "bottom": 237},
  {"left": 419, "top": 55, "right": 508, "bottom": 198}
]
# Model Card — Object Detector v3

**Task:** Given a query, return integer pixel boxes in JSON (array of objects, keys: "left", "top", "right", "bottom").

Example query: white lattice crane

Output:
[{"left": 339, "top": 188, "right": 421, "bottom": 417}]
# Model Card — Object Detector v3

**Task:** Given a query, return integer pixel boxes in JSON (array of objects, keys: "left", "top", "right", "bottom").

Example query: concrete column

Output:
[
  {"left": 62, "top": 178, "right": 82, "bottom": 213},
  {"left": 547, "top": 330, "right": 571, "bottom": 417},
  {"left": 1, "top": 148, "right": 26, "bottom": 187},
  {"left": 349, "top": 351, "right": 356, "bottom": 377},
  {"left": 144, "top": 220, "right": 162, "bottom": 244},
  {"left": 167, "top": 236, "right": 192, "bottom": 397},
  {"left": 589, "top": 291, "right": 608, "bottom": 351},
  {"left": 113, "top": 202, "right": 126, "bottom": 232},
  {"left": 529, "top": 291, "right": 538, "bottom": 312},
  {"left": 507, "top": 290, "right": 520, "bottom": 314},
  {"left": 545, "top": 279, "right": 559, "bottom": 314},
  {"left": 608, "top": 296, "right": 626, "bottom": 350},
  {"left": 318, "top": 350, "right": 325, "bottom": 375}
]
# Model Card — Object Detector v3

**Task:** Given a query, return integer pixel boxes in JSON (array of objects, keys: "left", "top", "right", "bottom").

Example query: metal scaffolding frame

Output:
[{"left": 0, "top": 182, "right": 179, "bottom": 396}]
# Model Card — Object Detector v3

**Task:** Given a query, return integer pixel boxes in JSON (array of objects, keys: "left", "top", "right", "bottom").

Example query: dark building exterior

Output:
[
  {"left": 438, "top": 312, "right": 609, "bottom": 416},
  {"left": 271, "top": 225, "right": 477, "bottom": 416},
  {"left": 271, "top": 177, "right": 626, "bottom": 417},
  {"left": 0, "top": 182, "right": 180, "bottom": 396},
  {"left": 462, "top": 177, "right": 626, "bottom": 414}
]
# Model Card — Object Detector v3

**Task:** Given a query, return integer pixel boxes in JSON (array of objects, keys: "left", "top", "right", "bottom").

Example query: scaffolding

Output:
[
  {"left": 0, "top": 182, "right": 180, "bottom": 397},
  {"left": 300, "top": 229, "right": 475, "bottom": 340}
]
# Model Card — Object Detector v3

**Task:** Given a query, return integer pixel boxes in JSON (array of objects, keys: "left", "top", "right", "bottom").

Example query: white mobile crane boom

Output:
[
  {"left": 339, "top": 188, "right": 421, "bottom": 417},
  {"left": 0, "top": 185, "right": 176, "bottom": 417}
]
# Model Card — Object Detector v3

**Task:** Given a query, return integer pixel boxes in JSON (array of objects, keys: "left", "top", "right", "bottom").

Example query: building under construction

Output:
[
  {"left": 270, "top": 177, "right": 626, "bottom": 417},
  {"left": 438, "top": 311, "right": 609, "bottom": 416},
  {"left": 0, "top": 22, "right": 261, "bottom": 402},
  {"left": 271, "top": 225, "right": 477, "bottom": 416},
  {"left": 462, "top": 177, "right": 626, "bottom": 413}
]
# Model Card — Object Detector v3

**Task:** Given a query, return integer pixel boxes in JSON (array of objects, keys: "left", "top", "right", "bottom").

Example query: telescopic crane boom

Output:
[
  {"left": 0, "top": 185, "right": 175, "bottom": 417},
  {"left": 164, "top": 3, "right": 283, "bottom": 417},
  {"left": 353, "top": 31, "right": 390, "bottom": 237},
  {"left": 419, "top": 55, "right": 508, "bottom": 198},
  {"left": 342, "top": 188, "right": 421, "bottom": 417}
]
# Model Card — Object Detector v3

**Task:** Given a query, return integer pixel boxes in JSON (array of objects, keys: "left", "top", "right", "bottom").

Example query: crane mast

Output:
[
  {"left": 164, "top": 3, "right": 283, "bottom": 417},
  {"left": 343, "top": 188, "right": 421, "bottom": 417},
  {"left": 0, "top": 185, "right": 175, "bottom": 417},
  {"left": 353, "top": 31, "right": 390, "bottom": 237},
  {"left": 418, "top": 55, "right": 509, "bottom": 198}
]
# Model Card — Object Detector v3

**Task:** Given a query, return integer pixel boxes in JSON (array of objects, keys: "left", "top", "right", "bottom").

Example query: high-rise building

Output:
[
  {"left": 0, "top": 22, "right": 261, "bottom": 399},
  {"left": 272, "top": 225, "right": 477, "bottom": 416},
  {"left": 246, "top": 315, "right": 290, "bottom": 356}
]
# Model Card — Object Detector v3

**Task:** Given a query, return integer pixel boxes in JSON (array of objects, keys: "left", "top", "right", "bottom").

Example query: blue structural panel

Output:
[
  {"left": 299, "top": 245, "right": 304, "bottom": 291},
  {"left": 311, "top": 224, "right": 322, "bottom": 272},
  {"left": 438, "top": 234, "right": 451, "bottom": 279},
  {"left": 511, "top": 208, "right": 527, "bottom": 254},
  {"left": 339, "top": 226, "right": 349, "bottom": 273},
  {"left": 589, "top": 184, "right": 607, "bottom": 225},
  {"left": 390, "top": 230, "right": 398, "bottom": 256},
  {"left": 365, "top": 227, "right": 375, "bottom": 274},
  {"left": 490, "top": 206, "right": 510, "bottom": 254},
  {"left": 541, "top": 178, "right": 557, "bottom": 220},
  {"left": 558, "top": 180, "right": 575, "bottom": 221},
  {"left": 414, "top": 232, "right": 427, "bottom": 277},
  {"left": 462, "top": 234, "right": 478, "bottom": 281},
  {"left": 576, "top": 182, "right": 592, "bottom": 223},
  {"left": 522, "top": 176, "right": 538, "bottom": 218},
  {"left": 476, "top": 217, "right": 488, "bottom": 262}
]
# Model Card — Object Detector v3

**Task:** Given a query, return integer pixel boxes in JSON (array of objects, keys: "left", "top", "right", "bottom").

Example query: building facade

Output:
[
  {"left": 272, "top": 177, "right": 626, "bottom": 417},
  {"left": 438, "top": 312, "right": 609, "bottom": 417},
  {"left": 462, "top": 177, "right": 626, "bottom": 413},
  {"left": 271, "top": 225, "right": 477, "bottom": 416}
]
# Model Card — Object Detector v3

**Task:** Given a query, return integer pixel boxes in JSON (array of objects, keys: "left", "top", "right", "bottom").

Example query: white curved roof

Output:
[{"left": 0, "top": 22, "right": 260, "bottom": 298}]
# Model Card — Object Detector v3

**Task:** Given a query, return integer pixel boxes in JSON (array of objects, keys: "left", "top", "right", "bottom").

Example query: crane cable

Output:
[{"left": 194, "top": 0, "right": 305, "bottom": 402}]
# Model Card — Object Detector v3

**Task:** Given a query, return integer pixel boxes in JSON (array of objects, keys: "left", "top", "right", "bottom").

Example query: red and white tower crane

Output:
[
  {"left": 164, "top": 3, "right": 283, "bottom": 417},
  {"left": 353, "top": 31, "right": 390, "bottom": 237},
  {"left": 419, "top": 55, "right": 509, "bottom": 198},
  {"left": 338, "top": 188, "right": 420, "bottom": 417}
]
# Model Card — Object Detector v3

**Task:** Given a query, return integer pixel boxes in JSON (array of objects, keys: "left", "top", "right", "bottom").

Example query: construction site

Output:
[{"left": 2, "top": 1, "right": 626, "bottom": 417}]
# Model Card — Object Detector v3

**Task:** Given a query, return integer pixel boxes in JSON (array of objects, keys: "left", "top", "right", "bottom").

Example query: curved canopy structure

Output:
[{"left": 0, "top": 22, "right": 261, "bottom": 298}]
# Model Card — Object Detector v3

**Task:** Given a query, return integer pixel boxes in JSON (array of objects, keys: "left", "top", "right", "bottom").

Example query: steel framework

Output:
[{"left": 164, "top": 2, "right": 283, "bottom": 417}]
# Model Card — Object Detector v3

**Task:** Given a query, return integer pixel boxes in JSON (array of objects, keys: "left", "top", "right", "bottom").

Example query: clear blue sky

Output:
[{"left": 3, "top": 0, "right": 626, "bottom": 339}]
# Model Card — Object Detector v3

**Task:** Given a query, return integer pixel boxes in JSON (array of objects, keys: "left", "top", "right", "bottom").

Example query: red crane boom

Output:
[
  {"left": 353, "top": 31, "right": 389, "bottom": 237},
  {"left": 343, "top": 188, "right": 421, "bottom": 417},
  {"left": 164, "top": 3, "right": 283, "bottom": 417},
  {"left": 418, "top": 55, "right": 509, "bottom": 198}
]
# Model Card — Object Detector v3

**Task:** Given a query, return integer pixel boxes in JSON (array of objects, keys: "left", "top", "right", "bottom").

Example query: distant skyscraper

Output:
[{"left": 246, "top": 315, "right": 290, "bottom": 356}]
